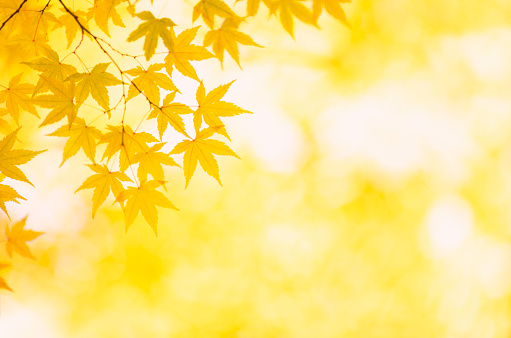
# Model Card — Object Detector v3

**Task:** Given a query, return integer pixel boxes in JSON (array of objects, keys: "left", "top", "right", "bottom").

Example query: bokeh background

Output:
[{"left": 3, "top": 0, "right": 511, "bottom": 336}]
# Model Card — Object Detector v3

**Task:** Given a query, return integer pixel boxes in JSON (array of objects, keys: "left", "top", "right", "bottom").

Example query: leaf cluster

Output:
[{"left": 0, "top": 0, "right": 350, "bottom": 244}]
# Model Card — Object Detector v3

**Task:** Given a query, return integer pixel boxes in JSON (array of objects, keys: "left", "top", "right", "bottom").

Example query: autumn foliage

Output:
[{"left": 0, "top": 0, "right": 349, "bottom": 291}]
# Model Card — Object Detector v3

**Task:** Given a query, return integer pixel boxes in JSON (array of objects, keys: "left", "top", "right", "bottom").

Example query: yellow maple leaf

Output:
[
  {"left": 48, "top": 117, "right": 103, "bottom": 165},
  {"left": 204, "top": 18, "right": 262, "bottom": 67},
  {"left": 76, "top": 164, "right": 132, "bottom": 218},
  {"left": 99, "top": 124, "right": 158, "bottom": 171},
  {"left": 5, "top": 217, "right": 43, "bottom": 259},
  {"left": 116, "top": 180, "right": 178, "bottom": 235},
  {"left": 8, "top": 31, "right": 51, "bottom": 57},
  {"left": 0, "top": 183, "right": 25, "bottom": 219},
  {"left": 67, "top": 62, "right": 121, "bottom": 110},
  {"left": 246, "top": 0, "right": 272, "bottom": 16},
  {"left": 33, "top": 75, "right": 80, "bottom": 127},
  {"left": 126, "top": 63, "right": 178, "bottom": 105},
  {"left": 269, "top": 0, "right": 316, "bottom": 38},
  {"left": 148, "top": 92, "right": 192, "bottom": 139},
  {"left": 0, "top": 263, "right": 12, "bottom": 292},
  {"left": 132, "top": 142, "right": 180, "bottom": 181},
  {"left": 87, "top": 0, "right": 125, "bottom": 37},
  {"left": 0, "top": 73, "right": 39, "bottom": 124},
  {"left": 0, "top": 109, "right": 13, "bottom": 135},
  {"left": 170, "top": 126, "right": 239, "bottom": 187},
  {"left": 22, "top": 48, "right": 78, "bottom": 96},
  {"left": 194, "top": 81, "right": 252, "bottom": 139},
  {"left": 126, "top": 11, "right": 175, "bottom": 60},
  {"left": 164, "top": 26, "right": 214, "bottom": 81},
  {"left": 312, "top": 0, "right": 350, "bottom": 25},
  {"left": 192, "top": 0, "right": 238, "bottom": 29},
  {"left": 54, "top": 9, "right": 91, "bottom": 48},
  {"left": 0, "top": 129, "right": 45, "bottom": 187}
]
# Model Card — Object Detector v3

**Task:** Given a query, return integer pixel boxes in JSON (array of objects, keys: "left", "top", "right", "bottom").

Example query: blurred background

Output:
[{"left": 3, "top": 0, "right": 511, "bottom": 336}]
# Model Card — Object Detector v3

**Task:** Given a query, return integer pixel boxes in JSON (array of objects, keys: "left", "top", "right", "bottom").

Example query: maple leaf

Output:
[
  {"left": 33, "top": 75, "right": 80, "bottom": 127},
  {"left": 48, "top": 117, "right": 103, "bottom": 165},
  {"left": 0, "top": 109, "right": 13, "bottom": 134},
  {"left": 164, "top": 26, "right": 214, "bottom": 81},
  {"left": 54, "top": 9, "right": 91, "bottom": 48},
  {"left": 35, "top": 5, "right": 59, "bottom": 35},
  {"left": 269, "top": 0, "right": 316, "bottom": 38},
  {"left": 0, "top": 0, "right": 23, "bottom": 37},
  {"left": 192, "top": 0, "right": 238, "bottom": 29},
  {"left": 0, "top": 183, "right": 25, "bottom": 219},
  {"left": 5, "top": 217, "right": 43, "bottom": 259},
  {"left": 126, "top": 11, "right": 175, "bottom": 61},
  {"left": 312, "top": 0, "right": 350, "bottom": 25},
  {"left": 204, "top": 18, "right": 262, "bottom": 67},
  {"left": 0, "top": 73, "right": 39, "bottom": 124},
  {"left": 170, "top": 126, "right": 239, "bottom": 187},
  {"left": 87, "top": 0, "right": 125, "bottom": 37},
  {"left": 246, "top": 0, "right": 272, "bottom": 16},
  {"left": 76, "top": 164, "right": 132, "bottom": 218},
  {"left": 193, "top": 81, "right": 252, "bottom": 139},
  {"left": 99, "top": 124, "right": 158, "bottom": 171},
  {"left": 22, "top": 48, "right": 78, "bottom": 96},
  {"left": 67, "top": 63, "right": 121, "bottom": 110},
  {"left": 148, "top": 92, "right": 192, "bottom": 139},
  {"left": 132, "top": 142, "right": 180, "bottom": 181},
  {"left": 116, "top": 179, "right": 178, "bottom": 234},
  {"left": 8, "top": 31, "right": 52, "bottom": 57},
  {"left": 0, "top": 263, "right": 12, "bottom": 292},
  {"left": 126, "top": 63, "right": 178, "bottom": 105},
  {"left": 0, "top": 129, "right": 45, "bottom": 187}
]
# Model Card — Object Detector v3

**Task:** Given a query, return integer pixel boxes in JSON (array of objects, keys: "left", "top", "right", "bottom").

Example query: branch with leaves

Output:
[{"left": 0, "top": 0, "right": 350, "bottom": 291}]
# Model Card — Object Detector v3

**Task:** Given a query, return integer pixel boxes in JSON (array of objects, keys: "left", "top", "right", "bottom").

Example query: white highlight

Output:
[{"left": 426, "top": 196, "right": 474, "bottom": 257}]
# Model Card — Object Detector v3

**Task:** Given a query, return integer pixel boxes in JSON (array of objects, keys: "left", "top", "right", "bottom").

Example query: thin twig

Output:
[{"left": 0, "top": 0, "right": 29, "bottom": 32}]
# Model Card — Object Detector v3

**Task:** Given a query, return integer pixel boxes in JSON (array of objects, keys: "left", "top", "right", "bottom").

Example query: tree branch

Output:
[
  {"left": 0, "top": 0, "right": 28, "bottom": 32},
  {"left": 57, "top": 0, "right": 183, "bottom": 134}
]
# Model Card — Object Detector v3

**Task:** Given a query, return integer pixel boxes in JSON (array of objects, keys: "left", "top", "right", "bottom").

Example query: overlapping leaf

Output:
[
  {"left": 0, "top": 73, "right": 38, "bottom": 124},
  {"left": 269, "top": 0, "right": 316, "bottom": 37},
  {"left": 126, "top": 63, "right": 178, "bottom": 105},
  {"left": 194, "top": 81, "right": 252, "bottom": 138},
  {"left": 22, "top": 48, "right": 77, "bottom": 96},
  {"left": 76, "top": 164, "right": 132, "bottom": 217},
  {"left": 170, "top": 126, "right": 239, "bottom": 187},
  {"left": 127, "top": 11, "right": 175, "bottom": 60},
  {"left": 48, "top": 117, "right": 103, "bottom": 165},
  {"left": 99, "top": 124, "right": 158, "bottom": 171},
  {"left": 148, "top": 92, "right": 192, "bottom": 139},
  {"left": 87, "top": 0, "right": 125, "bottom": 37},
  {"left": 164, "top": 26, "right": 214, "bottom": 81},
  {"left": 33, "top": 75, "right": 80, "bottom": 127},
  {"left": 116, "top": 180, "right": 178, "bottom": 234},
  {"left": 192, "top": 0, "right": 237, "bottom": 28},
  {"left": 132, "top": 142, "right": 179, "bottom": 181},
  {"left": 204, "top": 18, "right": 262, "bottom": 66},
  {"left": 55, "top": 9, "right": 91, "bottom": 48},
  {"left": 67, "top": 63, "right": 121, "bottom": 110}
]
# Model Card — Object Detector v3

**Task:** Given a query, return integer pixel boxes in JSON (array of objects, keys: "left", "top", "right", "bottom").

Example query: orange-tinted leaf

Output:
[{"left": 5, "top": 217, "right": 43, "bottom": 259}]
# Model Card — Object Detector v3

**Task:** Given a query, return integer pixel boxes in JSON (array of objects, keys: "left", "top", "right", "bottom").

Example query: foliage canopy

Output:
[{"left": 0, "top": 0, "right": 349, "bottom": 291}]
